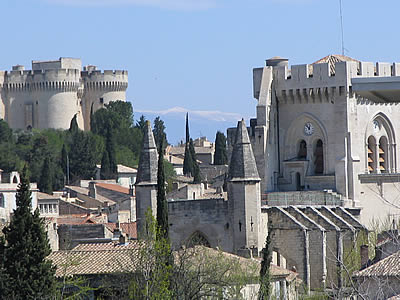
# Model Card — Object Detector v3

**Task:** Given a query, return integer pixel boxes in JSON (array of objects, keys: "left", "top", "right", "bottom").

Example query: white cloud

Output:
[
  {"left": 135, "top": 106, "right": 244, "bottom": 122},
  {"left": 43, "top": 0, "right": 217, "bottom": 10}
]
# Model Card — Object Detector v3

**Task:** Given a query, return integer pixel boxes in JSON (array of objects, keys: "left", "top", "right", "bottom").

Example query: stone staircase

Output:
[{"left": 263, "top": 189, "right": 343, "bottom": 207}]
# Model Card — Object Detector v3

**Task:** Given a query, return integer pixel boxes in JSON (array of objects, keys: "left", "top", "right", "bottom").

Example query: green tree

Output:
[
  {"left": 100, "top": 126, "right": 117, "bottom": 179},
  {"left": 0, "top": 119, "right": 13, "bottom": 144},
  {"left": 258, "top": 231, "right": 272, "bottom": 300},
  {"left": 164, "top": 159, "right": 176, "bottom": 193},
  {"left": 69, "top": 131, "right": 102, "bottom": 182},
  {"left": 214, "top": 131, "right": 228, "bottom": 165},
  {"left": 129, "top": 210, "right": 172, "bottom": 300},
  {"left": 69, "top": 114, "right": 79, "bottom": 134},
  {"left": 153, "top": 116, "right": 167, "bottom": 153},
  {"left": 185, "top": 113, "right": 190, "bottom": 144},
  {"left": 0, "top": 166, "right": 56, "bottom": 299},
  {"left": 61, "top": 144, "right": 68, "bottom": 180},
  {"left": 100, "top": 148, "right": 111, "bottom": 180},
  {"left": 136, "top": 115, "right": 147, "bottom": 134},
  {"left": 157, "top": 143, "right": 169, "bottom": 239},
  {"left": 189, "top": 139, "right": 201, "bottom": 183},
  {"left": 183, "top": 143, "right": 193, "bottom": 177},
  {"left": 38, "top": 156, "right": 53, "bottom": 194}
]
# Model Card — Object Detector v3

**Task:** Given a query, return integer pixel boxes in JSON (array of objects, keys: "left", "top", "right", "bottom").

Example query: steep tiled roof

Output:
[
  {"left": 311, "top": 54, "right": 359, "bottom": 75},
  {"left": 136, "top": 121, "right": 158, "bottom": 184},
  {"left": 117, "top": 164, "right": 137, "bottom": 174},
  {"left": 354, "top": 250, "right": 400, "bottom": 277},
  {"left": 49, "top": 241, "right": 144, "bottom": 277},
  {"left": 56, "top": 214, "right": 105, "bottom": 225},
  {"left": 96, "top": 183, "right": 130, "bottom": 195},
  {"left": 105, "top": 222, "right": 137, "bottom": 239},
  {"left": 228, "top": 119, "right": 260, "bottom": 180}
]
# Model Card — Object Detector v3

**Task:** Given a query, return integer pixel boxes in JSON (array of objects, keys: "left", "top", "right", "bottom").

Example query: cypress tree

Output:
[
  {"left": 189, "top": 139, "right": 201, "bottom": 183},
  {"left": 100, "top": 148, "right": 111, "bottom": 179},
  {"left": 183, "top": 143, "right": 193, "bottom": 177},
  {"left": 214, "top": 131, "right": 228, "bottom": 165},
  {"left": 258, "top": 231, "right": 272, "bottom": 300},
  {"left": 89, "top": 102, "right": 95, "bottom": 132},
  {"left": 185, "top": 112, "right": 190, "bottom": 144},
  {"left": 39, "top": 156, "right": 53, "bottom": 194},
  {"left": 69, "top": 114, "right": 79, "bottom": 134},
  {"left": 156, "top": 143, "right": 169, "bottom": 239},
  {"left": 61, "top": 144, "right": 68, "bottom": 177},
  {"left": 0, "top": 166, "right": 56, "bottom": 299},
  {"left": 106, "top": 126, "right": 117, "bottom": 178}
]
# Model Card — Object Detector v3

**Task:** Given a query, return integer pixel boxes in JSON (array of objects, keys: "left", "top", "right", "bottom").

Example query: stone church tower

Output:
[
  {"left": 135, "top": 121, "right": 158, "bottom": 237},
  {"left": 228, "top": 119, "right": 266, "bottom": 256}
]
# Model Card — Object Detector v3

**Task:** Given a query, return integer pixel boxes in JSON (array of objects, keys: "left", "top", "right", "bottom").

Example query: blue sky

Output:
[{"left": 1, "top": 0, "right": 399, "bottom": 143}]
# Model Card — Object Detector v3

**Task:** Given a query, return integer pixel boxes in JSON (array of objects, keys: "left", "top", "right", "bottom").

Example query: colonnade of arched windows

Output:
[
  {"left": 366, "top": 115, "right": 395, "bottom": 174},
  {"left": 367, "top": 135, "right": 390, "bottom": 173}
]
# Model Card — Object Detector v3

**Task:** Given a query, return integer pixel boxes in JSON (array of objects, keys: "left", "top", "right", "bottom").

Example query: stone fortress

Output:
[
  {"left": 229, "top": 54, "right": 400, "bottom": 225},
  {"left": 0, "top": 57, "right": 128, "bottom": 130},
  {"left": 135, "top": 54, "right": 400, "bottom": 292}
]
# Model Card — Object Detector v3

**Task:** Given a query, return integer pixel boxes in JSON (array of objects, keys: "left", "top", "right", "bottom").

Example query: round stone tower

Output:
[{"left": 81, "top": 66, "right": 128, "bottom": 130}]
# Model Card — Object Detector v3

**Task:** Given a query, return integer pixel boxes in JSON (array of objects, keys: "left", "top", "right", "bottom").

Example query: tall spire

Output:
[
  {"left": 228, "top": 119, "right": 260, "bottom": 180},
  {"left": 136, "top": 120, "right": 158, "bottom": 184}
]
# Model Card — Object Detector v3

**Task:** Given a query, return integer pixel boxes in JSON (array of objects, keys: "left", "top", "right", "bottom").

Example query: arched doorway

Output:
[
  {"left": 187, "top": 231, "right": 211, "bottom": 248},
  {"left": 298, "top": 140, "right": 307, "bottom": 159}
]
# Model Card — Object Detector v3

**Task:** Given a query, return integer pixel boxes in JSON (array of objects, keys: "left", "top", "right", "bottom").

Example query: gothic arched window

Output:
[
  {"left": 367, "top": 136, "right": 377, "bottom": 173},
  {"left": 314, "top": 139, "right": 324, "bottom": 174},
  {"left": 298, "top": 140, "right": 307, "bottom": 159},
  {"left": 187, "top": 231, "right": 211, "bottom": 248},
  {"left": 379, "top": 136, "right": 388, "bottom": 173}
]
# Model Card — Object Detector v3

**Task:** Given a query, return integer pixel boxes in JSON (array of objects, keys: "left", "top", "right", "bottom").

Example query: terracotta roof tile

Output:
[
  {"left": 105, "top": 222, "right": 137, "bottom": 239},
  {"left": 49, "top": 241, "right": 144, "bottom": 277},
  {"left": 354, "top": 250, "right": 400, "bottom": 277},
  {"left": 96, "top": 183, "right": 130, "bottom": 195}
]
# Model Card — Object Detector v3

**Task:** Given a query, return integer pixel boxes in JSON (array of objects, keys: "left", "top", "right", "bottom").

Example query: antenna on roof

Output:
[{"left": 339, "top": 0, "right": 345, "bottom": 55}]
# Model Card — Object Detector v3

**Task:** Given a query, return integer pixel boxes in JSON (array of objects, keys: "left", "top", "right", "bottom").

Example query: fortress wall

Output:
[
  {"left": 82, "top": 70, "right": 128, "bottom": 130},
  {"left": 4, "top": 69, "right": 81, "bottom": 129},
  {"left": 0, "top": 71, "right": 5, "bottom": 120},
  {"left": 168, "top": 198, "right": 232, "bottom": 252}
]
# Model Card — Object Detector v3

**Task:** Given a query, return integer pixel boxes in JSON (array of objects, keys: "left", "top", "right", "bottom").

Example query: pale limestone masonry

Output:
[
  {"left": 267, "top": 205, "right": 365, "bottom": 291},
  {"left": 0, "top": 58, "right": 128, "bottom": 130},
  {"left": 228, "top": 55, "right": 400, "bottom": 225}
]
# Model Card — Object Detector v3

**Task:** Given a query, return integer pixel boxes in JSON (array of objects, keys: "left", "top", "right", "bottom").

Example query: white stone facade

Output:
[
  {"left": 242, "top": 55, "right": 400, "bottom": 225},
  {"left": 0, "top": 57, "right": 128, "bottom": 130}
]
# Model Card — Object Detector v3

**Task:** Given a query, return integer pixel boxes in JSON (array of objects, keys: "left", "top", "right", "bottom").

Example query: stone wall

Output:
[{"left": 168, "top": 198, "right": 232, "bottom": 252}]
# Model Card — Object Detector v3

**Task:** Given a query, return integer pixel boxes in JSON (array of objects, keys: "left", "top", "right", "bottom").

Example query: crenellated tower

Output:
[
  {"left": 81, "top": 66, "right": 128, "bottom": 130},
  {"left": 0, "top": 57, "right": 128, "bottom": 131}
]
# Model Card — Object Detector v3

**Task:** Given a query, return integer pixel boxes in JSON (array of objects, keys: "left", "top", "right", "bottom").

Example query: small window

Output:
[
  {"left": 99, "top": 97, "right": 104, "bottom": 104},
  {"left": 0, "top": 194, "right": 4, "bottom": 208}
]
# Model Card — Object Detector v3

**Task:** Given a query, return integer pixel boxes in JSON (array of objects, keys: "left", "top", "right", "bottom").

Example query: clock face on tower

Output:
[{"left": 304, "top": 122, "right": 314, "bottom": 136}]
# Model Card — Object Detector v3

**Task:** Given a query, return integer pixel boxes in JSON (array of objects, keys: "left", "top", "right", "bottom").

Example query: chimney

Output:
[
  {"left": 129, "top": 184, "right": 134, "bottom": 196},
  {"left": 113, "top": 227, "right": 121, "bottom": 240},
  {"left": 360, "top": 245, "right": 369, "bottom": 269},
  {"left": 119, "top": 234, "right": 126, "bottom": 244},
  {"left": 89, "top": 182, "right": 96, "bottom": 199}
]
